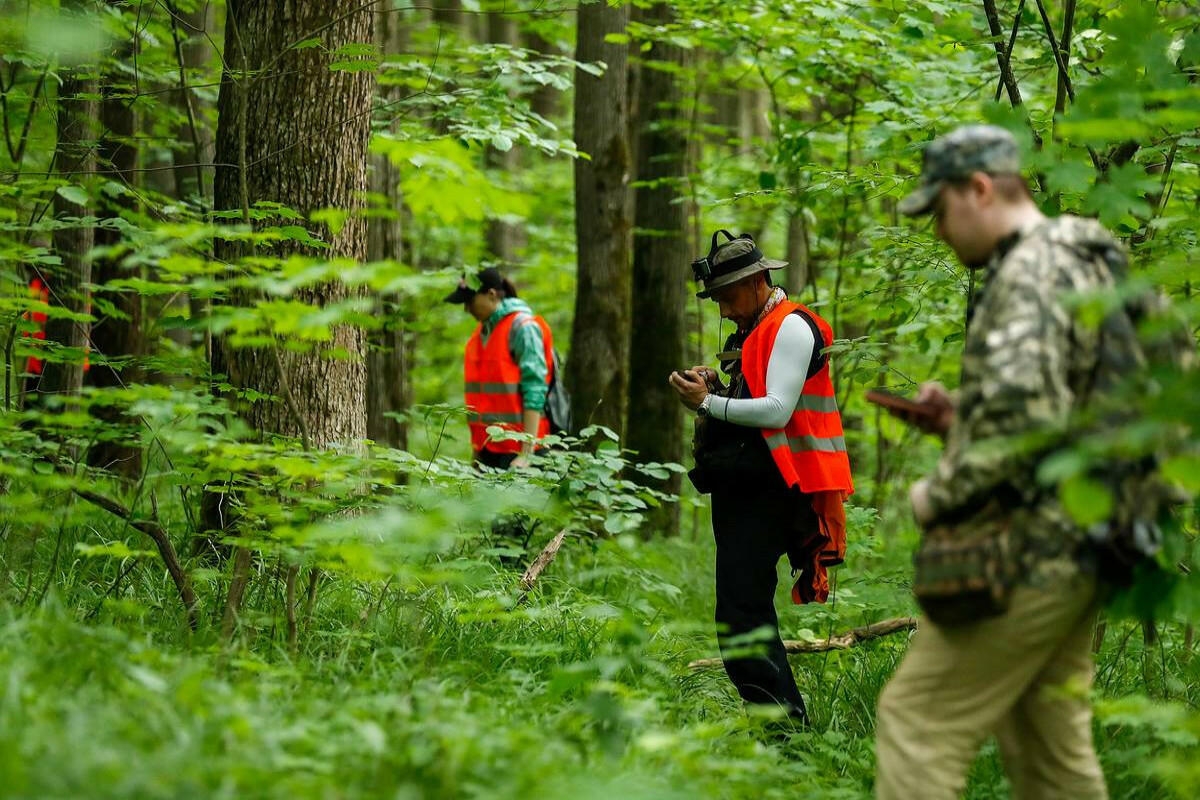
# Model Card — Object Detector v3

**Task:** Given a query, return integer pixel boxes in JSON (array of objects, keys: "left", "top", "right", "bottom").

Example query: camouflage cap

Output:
[{"left": 899, "top": 124, "right": 1022, "bottom": 216}]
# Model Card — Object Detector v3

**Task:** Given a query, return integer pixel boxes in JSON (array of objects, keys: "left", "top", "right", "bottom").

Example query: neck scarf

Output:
[{"left": 749, "top": 286, "right": 788, "bottom": 332}]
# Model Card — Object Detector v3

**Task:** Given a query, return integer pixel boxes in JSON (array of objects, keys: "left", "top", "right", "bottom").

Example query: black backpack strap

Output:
[{"left": 790, "top": 309, "right": 828, "bottom": 379}]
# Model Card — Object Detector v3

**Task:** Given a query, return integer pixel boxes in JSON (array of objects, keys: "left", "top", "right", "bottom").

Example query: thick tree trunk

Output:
[
  {"left": 40, "top": 72, "right": 96, "bottom": 401},
  {"left": 210, "top": 0, "right": 375, "bottom": 634},
  {"left": 627, "top": 5, "right": 689, "bottom": 537},
  {"left": 568, "top": 0, "right": 631, "bottom": 437},
  {"left": 212, "top": 0, "right": 375, "bottom": 448}
]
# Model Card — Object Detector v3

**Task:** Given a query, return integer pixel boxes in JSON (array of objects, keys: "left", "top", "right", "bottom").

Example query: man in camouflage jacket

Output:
[{"left": 875, "top": 125, "right": 1126, "bottom": 799}]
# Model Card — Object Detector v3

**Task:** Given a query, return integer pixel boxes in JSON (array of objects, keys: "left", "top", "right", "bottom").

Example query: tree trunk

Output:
[
  {"left": 568, "top": 0, "right": 631, "bottom": 437},
  {"left": 430, "top": 0, "right": 467, "bottom": 34},
  {"left": 742, "top": 88, "right": 769, "bottom": 145},
  {"left": 523, "top": 26, "right": 562, "bottom": 120},
  {"left": 212, "top": 0, "right": 376, "bottom": 448},
  {"left": 40, "top": 71, "right": 96, "bottom": 401},
  {"left": 166, "top": 2, "right": 219, "bottom": 362},
  {"left": 87, "top": 31, "right": 144, "bottom": 478},
  {"left": 367, "top": 3, "right": 412, "bottom": 451},
  {"left": 170, "top": 1, "right": 216, "bottom": 204},
  {"left": 627, "top": 5, "right": 689, "bottom": 536},
  {"left": 784, "top": 208, "right": 810, "bottom": 297},
  {"left": 210, "top": 0, "right": 375, "bottom": 633},
  {"left": 483, "top": 6, "right": 525, "bottom": 264}
]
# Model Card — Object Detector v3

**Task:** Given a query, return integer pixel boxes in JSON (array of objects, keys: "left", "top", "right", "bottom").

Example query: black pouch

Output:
[
  {"left": 1083, "top": 518, "right": 1163, "bottom": 588},
  {"left": 688, "top": 417, "right": 777, "bottom": 495}
]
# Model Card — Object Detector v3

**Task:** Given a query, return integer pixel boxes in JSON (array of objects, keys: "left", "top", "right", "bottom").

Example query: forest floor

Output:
[{"left": 1, "top": 492, "right": 1194, "bottom": 800}]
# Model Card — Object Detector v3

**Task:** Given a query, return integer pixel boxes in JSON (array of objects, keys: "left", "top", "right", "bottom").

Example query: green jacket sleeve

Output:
[{"left": 509, "top": 315, "right": 549, "bottom": 413}]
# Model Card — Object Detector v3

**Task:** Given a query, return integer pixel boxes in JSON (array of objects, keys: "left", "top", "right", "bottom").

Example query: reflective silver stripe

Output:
[
  {"left": 765, "top": 431, "right": 847, "bottom": 453},
  {"left": 470, "top": 411, "right": 524, "bottom": 424},
  {"left": 795, "top": 394, "right": 839, "bottom": 413},
  {"left": 465, "top": 381, "right": 520, "bottom": 394}
]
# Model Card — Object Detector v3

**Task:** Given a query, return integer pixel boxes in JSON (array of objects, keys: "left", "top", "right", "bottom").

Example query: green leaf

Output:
[
  {"left": 1058, "top": 475, "right": 1113, "bottom": 527},
  {"left": 329, "top": 60, "right": 377, "bottom": 73},
  {"left": 1161, "top": 455, "right": 1200, "bottom": 494},
  {"left": 1043, "top": 160, "right": 1094, "bottom": 197},
  {"left": 55, "top": 185, "right": 89, "bottom": 206},
  {"left": 310, "top": 208, "right": 348, "bottom": 237},
  {"left": 75, "top": 541, "right": 155, "bottom": 559},
  {"left": 490, "top": 132, "right": 513, "bottom": 152}
]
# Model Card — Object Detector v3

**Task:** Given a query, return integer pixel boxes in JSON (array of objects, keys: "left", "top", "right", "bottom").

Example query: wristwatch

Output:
[{"left": 696, "top": 394, "right": 712, "bottom": 417}]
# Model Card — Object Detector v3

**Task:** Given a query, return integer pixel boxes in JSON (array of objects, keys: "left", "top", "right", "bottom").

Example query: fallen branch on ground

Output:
[
  {"left": 687, "top": 616, "right": 918, "bottom": 670},
  {"left": 515, "top": 528, "right": 568, "bottom": 605}
]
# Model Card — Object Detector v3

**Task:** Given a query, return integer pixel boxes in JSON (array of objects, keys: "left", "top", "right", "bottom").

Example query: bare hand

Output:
[
  {"left": 511, "top": 454, "right": 531, "bottom": 469},
  {"left": 909, "top": 478, "right": 934, "bottom": 527},
  {"left": 668, "top": 368, "right": 709, "bottom": 411},
  {"left": 908, "top": 381, "right": 955, "bottom": 438}
]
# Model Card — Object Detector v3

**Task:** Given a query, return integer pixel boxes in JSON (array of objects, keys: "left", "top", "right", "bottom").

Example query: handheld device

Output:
[{"left": 865, "top": 389, "right": 940, "bottom": 419}]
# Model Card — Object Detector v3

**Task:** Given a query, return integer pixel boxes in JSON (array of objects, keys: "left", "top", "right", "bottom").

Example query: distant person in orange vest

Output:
[
  {"left": 445, "top": 267, "right": 554, "bottom": 470},
  {"left": 669, "top": 231, "right": 854, "bottom": 728},
  {"left": 24, "top": 276, "right": 50, "bottom": 377}
]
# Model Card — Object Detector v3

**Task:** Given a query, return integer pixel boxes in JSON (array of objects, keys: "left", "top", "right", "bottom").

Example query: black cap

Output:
[{"left": 443, "top": 267, "right": 510, "bottom": 303}]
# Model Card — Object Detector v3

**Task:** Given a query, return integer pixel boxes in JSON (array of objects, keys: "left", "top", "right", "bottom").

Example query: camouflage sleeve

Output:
[{"left": 924, "top": 251, "right": 1077, "bottom": 520}]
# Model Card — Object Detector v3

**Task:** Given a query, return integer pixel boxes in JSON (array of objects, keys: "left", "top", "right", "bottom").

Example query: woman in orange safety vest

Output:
[{"left": 445, "top": 267, "right": 554, "bottom": 470}]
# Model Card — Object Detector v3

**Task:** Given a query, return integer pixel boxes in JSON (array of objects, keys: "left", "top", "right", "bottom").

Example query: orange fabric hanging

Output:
[{"left": 790, "top": 490, "right": 848, "bottom": 605}]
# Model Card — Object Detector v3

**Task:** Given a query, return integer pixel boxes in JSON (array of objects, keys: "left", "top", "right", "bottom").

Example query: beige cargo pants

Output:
[{"left": 875, "top": 576, "right": 1107, "bottom": 799}]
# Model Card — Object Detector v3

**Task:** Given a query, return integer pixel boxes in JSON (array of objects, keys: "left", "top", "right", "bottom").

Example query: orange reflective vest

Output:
[
  {"left": 743, "top": 300, "right": 853, "bottom": 606},
  {"left": 24, "top": 277, "right": 49, "bottom": 375},
  {"left": 464, "top": 312, "right": 553, "bottom": 455},
  {"left": 741, "top": 300, "right": 853, "bottom": 495}
]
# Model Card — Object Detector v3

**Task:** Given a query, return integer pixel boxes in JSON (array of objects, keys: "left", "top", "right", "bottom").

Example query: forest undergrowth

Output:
[{"left": 1, "top": 448, "right": 1195, "bottom": 800}]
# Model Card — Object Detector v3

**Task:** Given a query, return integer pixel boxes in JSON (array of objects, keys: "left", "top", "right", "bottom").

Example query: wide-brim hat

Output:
[{"left": 697, "top": 237, "right": 787, "bottom": 298}]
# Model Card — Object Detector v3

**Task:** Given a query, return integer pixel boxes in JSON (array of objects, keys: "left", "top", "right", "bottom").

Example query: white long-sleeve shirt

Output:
[{"left": 708, "top": 313, "right": 816, "bottom": 428}]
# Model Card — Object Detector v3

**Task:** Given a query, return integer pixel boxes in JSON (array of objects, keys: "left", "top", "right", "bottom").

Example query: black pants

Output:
[
  {"left": 475, "top": 448, "right": 517, "bottom": 470},
  {"left": 711, "top": 479, "right": 815, "bottom": 724}
]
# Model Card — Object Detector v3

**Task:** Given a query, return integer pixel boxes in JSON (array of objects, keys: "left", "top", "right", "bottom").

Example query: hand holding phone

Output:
[
  {"left": 865, "top": 389, "right": 938, "bottom": 418},
  {"left": 866, "top": 385, "right": 954, "bottom": 438}
]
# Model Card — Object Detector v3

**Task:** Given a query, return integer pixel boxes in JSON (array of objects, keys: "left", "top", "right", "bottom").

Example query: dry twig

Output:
[
  {"left": 687, "top": 616, "right": 918, "bottom": 670},
  {"left": 73, "top": 487, "right": 198, "bottom": 630},
  {"left": 515, "top": 528, "right": 568, "bottom": 604}
]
